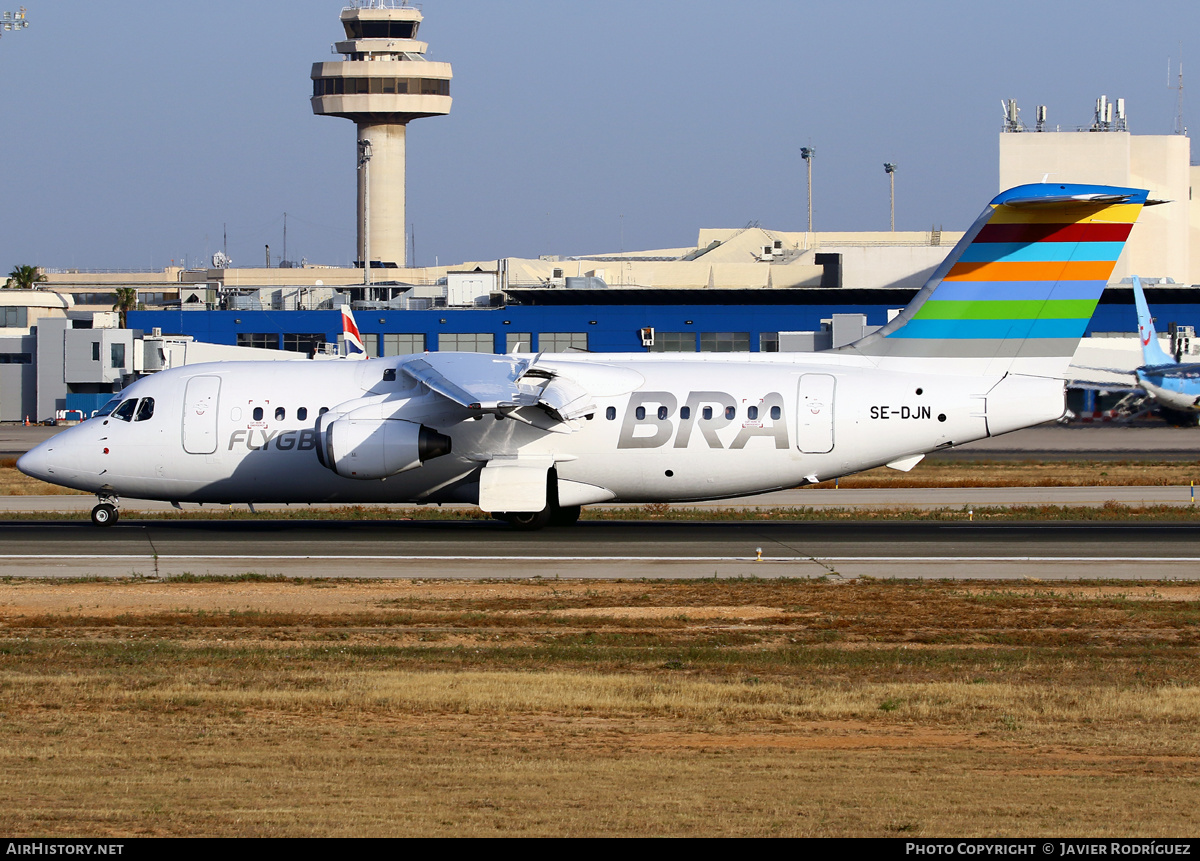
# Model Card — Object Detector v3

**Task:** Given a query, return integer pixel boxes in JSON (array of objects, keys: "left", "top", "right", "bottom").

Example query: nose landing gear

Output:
[{"left": 91, "top": 495, "right": 120, "bottom": 527}]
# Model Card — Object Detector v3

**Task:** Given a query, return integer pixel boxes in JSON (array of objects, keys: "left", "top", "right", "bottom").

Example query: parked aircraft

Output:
[
  {"left": 18, "top": 183, "right": 1150, "bottom": 528},
  {"left": 1129, "top": 275, "right": 1200, "bottom": 419}
]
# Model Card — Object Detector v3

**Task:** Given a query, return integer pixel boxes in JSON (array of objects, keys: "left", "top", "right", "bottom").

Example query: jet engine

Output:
[{"left": 321, "top": 418, "right": 452, "bottom": 480}]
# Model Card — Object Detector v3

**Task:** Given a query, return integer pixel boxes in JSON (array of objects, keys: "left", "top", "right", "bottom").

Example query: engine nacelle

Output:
[{"left": 323, "top": 418, "right": 452, "bottom": 480}]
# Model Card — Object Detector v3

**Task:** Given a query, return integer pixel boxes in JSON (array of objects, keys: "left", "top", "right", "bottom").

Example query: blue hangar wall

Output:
[{"left": 126, "top": 291, "right": 1192, "bottom": 355}]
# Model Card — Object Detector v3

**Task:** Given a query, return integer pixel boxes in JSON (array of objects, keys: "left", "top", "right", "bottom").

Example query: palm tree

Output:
[
  {"left": 112, "top": 287, "right": 139, "bottom": 327},
  {"left": 4, "top": 265, "right": 46, "bottom": 289}
]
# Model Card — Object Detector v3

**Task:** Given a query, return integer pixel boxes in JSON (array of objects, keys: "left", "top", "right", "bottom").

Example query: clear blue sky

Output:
[{"left": 0, "top": 0, "right": 1195, "bottom": 274}]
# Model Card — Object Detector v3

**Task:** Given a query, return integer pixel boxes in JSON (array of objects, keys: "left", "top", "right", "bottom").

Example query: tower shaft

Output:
[{"left": 311, "top": 1, "right": 452, "bottom": 271}]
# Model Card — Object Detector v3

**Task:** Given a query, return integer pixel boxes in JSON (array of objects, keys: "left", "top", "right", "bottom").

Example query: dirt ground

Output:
[{"left": 3, "top": 577, "right": 1200, "bottom": 837}]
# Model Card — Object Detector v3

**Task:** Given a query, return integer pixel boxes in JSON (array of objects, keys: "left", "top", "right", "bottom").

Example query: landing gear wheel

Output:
[
  {"left": 91, "top": 503, "right": 119, "bottom": 527},
  {"left": 501, "top": 509, "right": 553, "bottom": 531},
  {"left": 549, "top": 505, "right": 582, "bottom": 527}
]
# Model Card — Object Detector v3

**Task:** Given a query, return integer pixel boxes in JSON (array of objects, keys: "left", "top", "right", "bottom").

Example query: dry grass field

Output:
[{"left": 3, "top": 576, "right": 1200, "bottom": 837}]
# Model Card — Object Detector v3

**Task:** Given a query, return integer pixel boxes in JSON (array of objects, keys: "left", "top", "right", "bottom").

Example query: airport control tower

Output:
[{"left": 311, "top": 1, "right": 452, "bottom": 272}]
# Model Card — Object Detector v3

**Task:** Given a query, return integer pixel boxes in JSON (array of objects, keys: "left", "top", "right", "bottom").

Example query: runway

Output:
[
  {"left": 3, "top": 484, "right": 1200, "bottom": 516},
  {"left": 2, "top": 519, "right": 1198, "bottom": 580}
]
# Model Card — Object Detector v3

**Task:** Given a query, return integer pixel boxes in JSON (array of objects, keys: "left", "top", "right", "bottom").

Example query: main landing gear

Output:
[
  {"left": 91, "top": 495, "right": 120, "bottom": 527},
  {"left": 491, "top": 471, "right": 583, "bottom": 531}
]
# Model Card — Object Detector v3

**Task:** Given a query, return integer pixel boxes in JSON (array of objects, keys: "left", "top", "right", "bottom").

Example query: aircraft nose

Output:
[{"left": 16, "top": 445, "right": 53, "bottom": 481}]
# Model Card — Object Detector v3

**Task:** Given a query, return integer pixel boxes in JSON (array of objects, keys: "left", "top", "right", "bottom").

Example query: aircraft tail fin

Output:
[
  {"left": 845, "top": 183, "right": 1149, "bottom": 377},
  {"left": 341, "top": 305, "right": 367, "bottom": 360},
  {"left": 1132, "top": 275, "right": 1176, "bottom": 367}
]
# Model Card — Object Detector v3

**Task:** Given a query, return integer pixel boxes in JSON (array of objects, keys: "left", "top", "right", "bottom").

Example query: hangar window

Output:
[
  {"left": 92, "top": 342, "right": 100, "bottom": 361},
  {"left": 134, "top": 398, "right": 155, "bottom": 422},
  {"left": 700, "top": 332, "right": 750, "bottom": 353},
  {"left": 283, "top": 333, "right": 324, "bottom": 355},
  {"left": 759, "top": 333, "right": 780, "bottom": 353},
  {"left": 438, "top": 333, "right": 493, "bottom": 353},
  {"left": 647, "top": 332, "right": 696, "bottom": 352},
  {"left": 506, "top": 332, "right": 532, "bottom": 353},
  {"left": 111, "top": 399, "right": 137, "bottom": 422},
  {"left": 110, "top": 343, "right": 126, "bottom": 369},
  {"left": 382, "top": 333, "right": 425, "bottom": 356},
  {"left": 0, "top": 352, "right": 31, "bottom": 364},
  {"left": 237, "top": 333, "right": 279, "bottom": 350},
  {"left": 539, "top": 332, "right": 588, "bottom": 352}
]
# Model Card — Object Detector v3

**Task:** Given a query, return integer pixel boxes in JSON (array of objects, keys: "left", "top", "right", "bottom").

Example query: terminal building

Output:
[{"left": 3, "top": 2, "right": 1198, "bottom": 421}]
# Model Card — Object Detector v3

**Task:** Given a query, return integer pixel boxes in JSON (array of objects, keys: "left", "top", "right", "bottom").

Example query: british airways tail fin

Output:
[
  {"left": 844, "top": 183, "right": 1149, "bottom": 377},
  {"left": 1132, "top": 276, "right": 1176, "bottom": 367},
  {"left": 341, "top": 305, "right": 367, "bottom": 360}
]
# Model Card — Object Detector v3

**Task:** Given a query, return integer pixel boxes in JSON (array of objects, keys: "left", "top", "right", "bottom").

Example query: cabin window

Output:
[
  {"left": 702, "top": 406, "right": 713, "bottom": 420},
  {"left": 253, "top": 407, "right": 264, "bottom": 421},
  {"left": 383, "top": 369, "right": 397, "bottom": 382},
  {"left": 770, "top": 406, "right": 781, "bottom": 420},
  {"left": 635, "top": 406, "right": 646, "bottom": 420},
  {"left": 134, "top": 398, "right": 155, "bottom": 422},
  {"left": 298, "top": 407, "right": 308, "bottom": 421},
  {"left": 96, "top": 395, "right": 121, "bottom": 418},
  {"left": 606, "top": 407, "right": 616, "bottom": 421},
  {"left": 230, "top": 407, "right": 242, "bottom": 421},
  {"left": 680, "top": 406, "right": 691, "bottom": 420},
  {"left": 747, "top": 406, "right": 759, "bottom": 421},
  {"left": 275, "top": 407, "right": 286, "bottom": 421},
  {"left": 319, "top": 407, "right": 329, "bottom": 415},
  {"left": 111, "top": 399, "right": 137, "bottom": 422},
  {"left": 725, "top": 406, "right": 736, "bottom": 420},
  {"left": 657, "top": 406, "right": 669, "bottom": 420}
]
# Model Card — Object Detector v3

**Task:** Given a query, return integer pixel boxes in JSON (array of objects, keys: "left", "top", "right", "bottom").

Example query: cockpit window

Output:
[
  {"left": 111, "top": 399, "right": 138, "bottom": 422},
  {"left": 135, "top": 397, "right": 155, "bottom": 422},
  {"left": 95, "top": 394, "right": 122, "bottom": 418}
]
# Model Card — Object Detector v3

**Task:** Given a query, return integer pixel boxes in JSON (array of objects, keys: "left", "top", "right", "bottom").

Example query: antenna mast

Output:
[{"left": 1170, "top": 50, "right": 1186, "bottom": 135}]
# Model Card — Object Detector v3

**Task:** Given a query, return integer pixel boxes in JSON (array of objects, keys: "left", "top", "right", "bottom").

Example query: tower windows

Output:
[{"left": 313, "top": 77, "right": 449, "bottom": 98}]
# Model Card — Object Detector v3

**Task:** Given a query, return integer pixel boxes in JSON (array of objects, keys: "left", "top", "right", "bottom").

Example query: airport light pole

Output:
[
  {"left": 358, "top": 138, "right": 373, "bottom": 291},
  {"left": 800, "top": 146, "right": 815, "bottom": 233},
  {"left": 884, "top": 162, "right": 897, "bottom": 232}
]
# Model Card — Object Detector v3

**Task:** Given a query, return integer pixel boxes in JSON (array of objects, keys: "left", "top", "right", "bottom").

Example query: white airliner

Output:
[{"left": 19, "top": 183, "right": 1150, "bottom": 529}]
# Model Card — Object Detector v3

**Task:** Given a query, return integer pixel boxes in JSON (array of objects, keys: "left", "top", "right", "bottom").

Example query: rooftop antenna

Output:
[
  {"left": 1002, "top": 99, "right": 1022, "bottom": 132},
  {"left": 1170, "top": 49, "right": 1186, "bottom": 135},
  {"left": 0, "top": 6, "right": 29, "bottom": 41}
]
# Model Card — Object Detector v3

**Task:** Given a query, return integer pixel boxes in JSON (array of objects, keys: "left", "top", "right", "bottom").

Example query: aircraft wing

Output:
[
  {"left": 397, "top": 353, "right": 599, "bottom": 425},
  {"left": 399, "top": 353, "right": 542, "bottom": 411}
]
